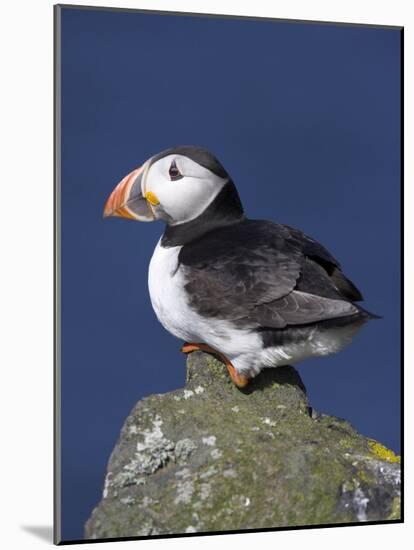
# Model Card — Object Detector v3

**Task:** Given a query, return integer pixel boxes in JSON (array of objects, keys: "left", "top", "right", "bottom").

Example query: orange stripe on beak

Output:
[{"left": 103, "top": 166, "right": 143, "bottom": 219}]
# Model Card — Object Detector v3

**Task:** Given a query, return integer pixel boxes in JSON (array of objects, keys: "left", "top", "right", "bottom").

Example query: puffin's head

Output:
[{"left": 104, "top": 146, "right": 240, "bottom": 226}]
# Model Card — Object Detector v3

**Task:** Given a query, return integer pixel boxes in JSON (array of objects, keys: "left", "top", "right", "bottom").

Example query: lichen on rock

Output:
[{"left": 85, "top": 352, "right": 401, "bottom": 539}]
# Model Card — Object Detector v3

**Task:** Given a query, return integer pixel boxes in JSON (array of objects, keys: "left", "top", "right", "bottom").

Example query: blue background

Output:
[{"left": 59, "top": 7, "right": 401, "bottom": 542}]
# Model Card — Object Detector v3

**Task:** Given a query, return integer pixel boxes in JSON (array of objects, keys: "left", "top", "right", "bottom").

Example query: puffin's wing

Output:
[
  {"left": 179, "top": 220, "right": 359, "bottom": 327},
  {"left": 253, "top": 290, "right": 358, "bottom": 329},
  {"left": 283, "top": 224, "right": 363, "bottom": 302},
  {"left": 179, "top": 220, "right": 301, "bottom": 322}
]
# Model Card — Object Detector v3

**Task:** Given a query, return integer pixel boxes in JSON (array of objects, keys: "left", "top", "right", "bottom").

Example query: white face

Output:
[{"left": 143, "top": 154, "right": 228, "bottom": 225}]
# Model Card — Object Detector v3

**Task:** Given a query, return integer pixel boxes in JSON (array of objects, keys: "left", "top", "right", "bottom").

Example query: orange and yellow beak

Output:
[{"left": 103, "top": 164, "right": 157, "bottom": 222}]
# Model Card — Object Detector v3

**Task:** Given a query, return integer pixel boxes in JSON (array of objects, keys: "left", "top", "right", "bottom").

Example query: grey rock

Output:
[{"left": 85, "top": 352, "right": 400, "bottom": 539}]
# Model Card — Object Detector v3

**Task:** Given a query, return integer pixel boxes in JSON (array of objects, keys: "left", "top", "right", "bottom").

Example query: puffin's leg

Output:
[
  {"left": 180, "top": 342, "right": 209, "bottom": 354},
  {"left": 224, "top": 360, "right": 250, "bottom": 389},
  {"left": 180, "top": 342, "right": 250, "bottom": 388}
]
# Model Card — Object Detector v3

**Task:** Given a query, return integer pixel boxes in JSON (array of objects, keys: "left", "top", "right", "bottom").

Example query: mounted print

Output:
[{"left": 54, "top": 4, "right": 403, "bottom": 544}]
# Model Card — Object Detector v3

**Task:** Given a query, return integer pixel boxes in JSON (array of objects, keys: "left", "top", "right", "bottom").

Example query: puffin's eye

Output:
[{"left": 169, "top": 160, "right": 183, "bottom": 181}]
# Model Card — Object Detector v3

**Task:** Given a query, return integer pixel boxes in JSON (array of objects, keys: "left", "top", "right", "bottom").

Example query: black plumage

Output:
[{"left": 177, "top": 217, "right": 374, "bottom": 339}]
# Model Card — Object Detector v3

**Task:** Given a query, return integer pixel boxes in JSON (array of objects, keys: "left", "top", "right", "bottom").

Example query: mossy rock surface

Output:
[{"left": 85, "top": 352, "right": 400, "bottom": 539}]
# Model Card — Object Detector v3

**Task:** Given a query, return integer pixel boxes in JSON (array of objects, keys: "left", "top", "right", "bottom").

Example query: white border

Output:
[{"left": 1, "top": 1, "right": 410, "bottom": 548}]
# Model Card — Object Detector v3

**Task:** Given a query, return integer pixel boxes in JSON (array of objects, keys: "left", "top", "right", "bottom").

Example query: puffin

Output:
[{"left": 103, "top": 146, "right": 377, "bottom": 388}]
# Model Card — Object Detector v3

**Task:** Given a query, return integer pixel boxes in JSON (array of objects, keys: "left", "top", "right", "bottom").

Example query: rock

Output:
[{"left": 85, "top": 352, "right": 400, "bottom": 539}]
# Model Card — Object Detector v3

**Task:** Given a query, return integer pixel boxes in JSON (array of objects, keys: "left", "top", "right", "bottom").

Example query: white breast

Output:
[
  {"left": 148, "top": 241, "right": 189, "bottom": 341},
  {"left": 148, "top": 240, "right": 221, "bottom": 345}
]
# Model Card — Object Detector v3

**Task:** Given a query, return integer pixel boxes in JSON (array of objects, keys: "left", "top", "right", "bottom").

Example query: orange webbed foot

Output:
[
  {"left": 225, "top": 361, "right": 250, "bottom": 388},
  {"left": 180, "top": 342, "right": 250, "bottom": 388},
  {"left": 180, "top": 342, "right": 216, "bottom": 354}
]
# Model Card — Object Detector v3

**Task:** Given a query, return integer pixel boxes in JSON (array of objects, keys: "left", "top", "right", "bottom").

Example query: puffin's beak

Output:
[{"left": 103, "top": 164, "right": 156, "bottom": 222}]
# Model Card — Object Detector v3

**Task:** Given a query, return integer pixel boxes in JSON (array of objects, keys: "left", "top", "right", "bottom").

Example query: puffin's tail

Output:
[{"left": 354, "top": 304, "right": 382, "bottom": 320}]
